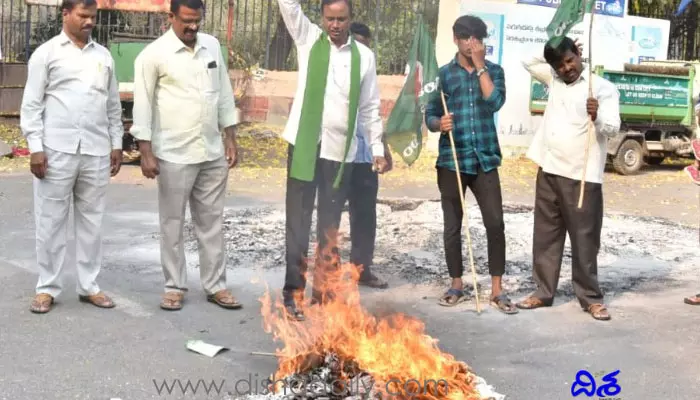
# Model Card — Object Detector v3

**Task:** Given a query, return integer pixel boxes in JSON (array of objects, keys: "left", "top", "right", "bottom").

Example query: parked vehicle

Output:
[{"left": 529, "top": 62, "right": 697, "bottom": 175}]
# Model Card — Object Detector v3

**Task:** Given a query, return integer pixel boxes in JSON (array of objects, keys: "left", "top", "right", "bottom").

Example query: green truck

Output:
[
  {"left": 529, "top": 63, "right": 697, "bottom": 175},
  {"left": 109, "top": 33, "right": 230, "bottom": 161}
]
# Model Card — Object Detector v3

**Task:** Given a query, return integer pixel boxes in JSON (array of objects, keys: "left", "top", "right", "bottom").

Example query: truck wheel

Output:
[{"left": 612, "top": 139, "right": 643, "bottom": 175}]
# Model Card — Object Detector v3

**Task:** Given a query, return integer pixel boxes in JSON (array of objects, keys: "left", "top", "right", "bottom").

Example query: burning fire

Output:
[{"left": 259, "top": 230, "right": 488, "bottom": 399}]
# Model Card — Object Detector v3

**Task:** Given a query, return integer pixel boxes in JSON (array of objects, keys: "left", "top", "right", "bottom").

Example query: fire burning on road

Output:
[{"left": 257, "top": 231, "right": 499, "bottom": 399}]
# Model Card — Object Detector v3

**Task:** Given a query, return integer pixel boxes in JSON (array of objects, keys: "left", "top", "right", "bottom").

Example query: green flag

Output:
[
  {"left": 384, "top": 14, "right": 439, "bottom": 166},
  {"left": 546, "top": 0, "right": 594, "bottom": 47}
]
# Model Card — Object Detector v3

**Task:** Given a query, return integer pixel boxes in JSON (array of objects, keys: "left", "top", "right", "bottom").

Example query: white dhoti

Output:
[{"left": 33, "top": 146, "right": 111, "bottom": 297}]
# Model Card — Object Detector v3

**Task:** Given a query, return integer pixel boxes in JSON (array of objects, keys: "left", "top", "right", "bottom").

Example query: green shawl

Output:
[{"left": 289, "top": 32, "right": 361, "bottom": 189}]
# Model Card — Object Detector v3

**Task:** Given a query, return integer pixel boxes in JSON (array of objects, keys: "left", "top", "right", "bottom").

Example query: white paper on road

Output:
[{"left": 186, "top": 339, "right": 229, "bottom": 357}]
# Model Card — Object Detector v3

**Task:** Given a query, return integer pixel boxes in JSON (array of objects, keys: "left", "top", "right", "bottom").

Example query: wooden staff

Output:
[
  {"left": 439, "top": 91, "right": 481, "bottom": 314},
  {"left": 578, "top": 1, "right": 595, "bottom": 209}
]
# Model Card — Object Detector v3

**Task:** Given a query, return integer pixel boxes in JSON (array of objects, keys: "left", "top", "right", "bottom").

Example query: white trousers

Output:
[{"left": 33, "top": 146, "right": 111, "bottom": 297}]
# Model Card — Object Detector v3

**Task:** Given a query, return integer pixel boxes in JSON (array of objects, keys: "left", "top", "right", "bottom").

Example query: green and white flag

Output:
[
  {"left": 384, "top": 14, "right": 439, "bottom": 166},
  {"left": 546, "top": 0, "right": 594, "bottom": 47}
]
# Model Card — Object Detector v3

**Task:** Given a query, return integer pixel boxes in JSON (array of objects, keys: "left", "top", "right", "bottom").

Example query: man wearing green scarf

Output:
[{"left": 277, "top": 0, "right": 388, "bottom": 321}]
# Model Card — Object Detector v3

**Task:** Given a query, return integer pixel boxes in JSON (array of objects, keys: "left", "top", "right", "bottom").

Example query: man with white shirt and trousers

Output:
[
  {"left": 516, "top": 37, "right": 620, "bottom": 321},
  {"left": 130, "top": 0, "right": 242, "bottom": 311},
  {"left": 20, "top": 0, "right": 123, "bottom": 313},
  {"left": 276, "top": 0, "right": 388, "bottom": 320}
]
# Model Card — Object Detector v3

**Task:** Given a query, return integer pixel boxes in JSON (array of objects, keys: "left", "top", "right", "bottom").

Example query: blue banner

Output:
[{"left": 517, "top": 0, "right": 625, "bottom": 18}]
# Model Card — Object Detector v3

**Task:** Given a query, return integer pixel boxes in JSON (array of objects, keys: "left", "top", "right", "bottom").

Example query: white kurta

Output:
[{"left": 20, "top": 31, "right": 123, "bottom": 297}]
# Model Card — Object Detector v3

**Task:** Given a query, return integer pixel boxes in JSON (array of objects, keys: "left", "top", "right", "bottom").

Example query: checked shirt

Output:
[{"left": 425, "top": 57, "right": 506, "bottom": 175}]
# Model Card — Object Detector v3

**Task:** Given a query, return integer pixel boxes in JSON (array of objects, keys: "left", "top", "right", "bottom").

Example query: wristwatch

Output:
[{"left": 477, "top": 66, "right": 488, "bottom": 77}]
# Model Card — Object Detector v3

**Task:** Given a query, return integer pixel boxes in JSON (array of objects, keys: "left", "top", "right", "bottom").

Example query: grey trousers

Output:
[
  {"left": 531, "top": 168, "right": 605, "bottom": 309},
  {"left": 156, "top": 156, "right": 228, "bottom": 295}
]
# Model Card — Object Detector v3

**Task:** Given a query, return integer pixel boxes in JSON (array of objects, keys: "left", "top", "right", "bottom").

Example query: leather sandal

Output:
[
  {"left": 207, "top": 289, "right": 242, "bottom": 310},
  {"left": 684, "top": 294, "right": 700, "bottom": 305},
  {"left": 515, "top": 295, "right": 551, "bottom": 310},
  {"left": 587, "top": 303, "right": 611, "bottom": 321},
  {"left": 160, "top": 291, "right": 184, "bottom": 311},
  {"left": 30, "top": 293, "right": 54, "bottom": 314},
  {"left": 78, "top": 291, "right": 115, "bottom": 308},
  {"left": 358, "top": 273, "right": 389, "bottom": 289}
]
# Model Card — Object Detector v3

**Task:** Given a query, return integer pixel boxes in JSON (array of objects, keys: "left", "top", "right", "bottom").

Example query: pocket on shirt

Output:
[
  {"left": 90, "top": 62, "right": 111, "bottom": 92},
  {"left": 204, "top": 60, "right": 220, "bottom": 93}
]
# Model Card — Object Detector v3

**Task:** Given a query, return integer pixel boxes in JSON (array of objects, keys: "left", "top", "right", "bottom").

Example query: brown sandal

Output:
[
  {"left": 160, "top": 291, "right": 184, "bottom": 311},
  {"left": 684, "top": 294, "right": 700, "bottom": 305},
  {"left": 515, "top": 296, "right": 551, "bottom": 310},
  {"left": 30, "top": 293, "right": 54, "bottom": 314},
  {"left": 207, "top": 289, "right": 242, "bottom": 310},
  {"left": 587, "top": 303, "right": 611, "bottom": 321},
  {"left": 78, "top": 292, "right": 115, "bottom": 308}
]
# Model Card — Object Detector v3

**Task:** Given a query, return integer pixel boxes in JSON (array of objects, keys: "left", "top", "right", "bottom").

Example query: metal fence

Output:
[
  {"left": 1, "top": 0, "right": 438, "bottom": 75},
  {"left": 0, "top": 0, "right": 230, "bottom": 61},
  {"left": 232, "top": 0, "right": 439, "bottom": 74}
]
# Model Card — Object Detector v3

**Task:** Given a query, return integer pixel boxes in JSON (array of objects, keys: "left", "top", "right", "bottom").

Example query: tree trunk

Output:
[{"left": 266, "top": 15, "right": 294, "bottom": 70}]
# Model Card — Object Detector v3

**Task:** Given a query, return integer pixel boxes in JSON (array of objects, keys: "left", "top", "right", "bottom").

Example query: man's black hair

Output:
[
  {"left": 452, "top": 15, "right": 488, "bottom": 40},
  {"left": 170, "top": 0, "right": 205, "bottom": 14},
  {"left": 350, "top": 22, "right": 370, "bottom": 38},
  {"left": 61, "top": 0, "right": 96, "bottom": 11},
  {"left": 544, "top": 36, "right": 579, "bottom": 67},
  {"left": 321, "top": 0, "right": 353, "bottom": 16}
]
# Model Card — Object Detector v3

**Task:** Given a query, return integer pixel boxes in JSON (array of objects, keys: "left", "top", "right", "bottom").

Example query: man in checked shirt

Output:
[{"left": 425, "top": 15, "right": 517, "bottom": 314}]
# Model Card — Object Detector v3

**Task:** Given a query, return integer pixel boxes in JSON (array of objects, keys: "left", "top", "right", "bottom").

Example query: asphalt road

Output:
[{"left": 1, "top": 171, "right": 699, "bottom": 400}]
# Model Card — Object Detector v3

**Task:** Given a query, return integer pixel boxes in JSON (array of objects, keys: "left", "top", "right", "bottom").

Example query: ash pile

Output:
[
  {"left": 184, "top": 200, "right": 700, "bottom": 298},
  {"left": 235, "top": 352, "right": 504, "bottom": 400}
]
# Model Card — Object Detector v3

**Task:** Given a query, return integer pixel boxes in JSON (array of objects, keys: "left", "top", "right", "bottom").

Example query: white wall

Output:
[{"left": 433, "top": 0, "right": 671, "bottom": 155}]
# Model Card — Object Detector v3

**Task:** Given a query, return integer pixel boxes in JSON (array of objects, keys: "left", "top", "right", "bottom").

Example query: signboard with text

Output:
[
  {"left": 516, "top": 0, "right": 626, "bottom": 18},
  {"left": 530, "top": 72, "right": 690, "bottom": 109},
  {"left": 25, "top": 0, "right": 170, "bottom": 12}
]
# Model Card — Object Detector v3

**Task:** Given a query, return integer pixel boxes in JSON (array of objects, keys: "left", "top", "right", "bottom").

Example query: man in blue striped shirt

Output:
[
  {"left": 425, "top": 15, "right": 516, "bottom": 314},
  {"left": 347, "top": 22, "right": 392, "bottom": 289}
]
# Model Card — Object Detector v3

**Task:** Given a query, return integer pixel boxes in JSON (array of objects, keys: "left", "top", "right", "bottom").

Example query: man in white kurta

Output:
[
  {"left": 276, "top": 0, "right": 388, "bottom": 321},
  {"left": 20, "top": 0, "right": 123, "bottom": 313},
  {"left": 515, "top": 37, "right": 620, "bottom": 321},
  {"left": 130, "top": 0, "right": 242, "bottom": 311}
]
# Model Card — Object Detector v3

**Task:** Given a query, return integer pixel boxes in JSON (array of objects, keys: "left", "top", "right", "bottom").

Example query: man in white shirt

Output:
[
  {"left": 20, "top": 0, "right": 123, "bottom": 313},
  {"left": 515, "top": 37, "right": 620, "bottom": 321},
  {"left": 276, "top": 0, "right": 388, "bottom": 320},
  {"left": 346, "top": 22, "right": 391, "bottom": 289},
  {"left": 130, "top": 0, "right": 242, "bottom": 311}
]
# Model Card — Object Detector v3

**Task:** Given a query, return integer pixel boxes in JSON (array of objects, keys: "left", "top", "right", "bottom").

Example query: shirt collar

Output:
[
  {"left": 164, "top": 28, "right": 207, "bottom": 54},
  {"left": 324, "top": 32, "right": 353, "bottom": 49},
  {"left": 553, "top": 64, "right": 591, "bottom": 85},
  {"left": 449, "top": 54, "right": 489, "bottom": 73},
  {"left": 58, "top": 30, "right": 95, "bottom": 48}
]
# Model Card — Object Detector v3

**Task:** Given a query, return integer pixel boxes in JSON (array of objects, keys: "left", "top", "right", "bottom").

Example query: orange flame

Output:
[{"left": 259, "top": 229, "right": 486, "bottom": 399}]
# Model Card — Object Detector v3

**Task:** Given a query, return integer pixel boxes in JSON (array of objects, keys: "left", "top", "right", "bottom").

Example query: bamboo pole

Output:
[
  {"left": 578, "top": 0, "right": 595, "bottom": 209},
  {"left": 439, "top": 91, "right": 481, "bottom": 314}
]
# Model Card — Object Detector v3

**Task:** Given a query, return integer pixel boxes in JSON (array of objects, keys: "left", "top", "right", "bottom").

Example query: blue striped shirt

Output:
[
  {"left": 354, "top": 126, "right": 373, "bottom": 164},
  {"left": 425, "top": 57, "right": 506, "bottom": 174}
]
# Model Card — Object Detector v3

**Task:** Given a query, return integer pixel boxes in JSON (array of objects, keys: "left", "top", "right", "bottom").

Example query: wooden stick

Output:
[
  {"left": 578, "top": 0, "right": 595, "bottom": 209},
  {"left": 439, "top": 91, "right": 481, "bottom": 314},
  {"left": 250, "top": 351, "right": 277, "bottom": 357}
]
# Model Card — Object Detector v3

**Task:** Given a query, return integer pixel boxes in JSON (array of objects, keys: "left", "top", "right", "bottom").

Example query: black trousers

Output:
[
  {"left": 437, "top": 166, "right": 506, "bottom": 278},
  {"left": 284, "top": 144, "right": 353, "bottom": 302},
  {"left": 531, "top": 168, "right": 604, "bottom": 309},
  {"left": 347, "top": 163, "right": 379, "bottom": 279}
]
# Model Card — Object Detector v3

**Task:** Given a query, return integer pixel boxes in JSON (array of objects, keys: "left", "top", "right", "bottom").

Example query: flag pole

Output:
[
  {"left": 578, "top": 0, "right": 595, "bottom": 209},
  {"left": 440, "top": 91, "right": 482, "bottom": 314}
]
